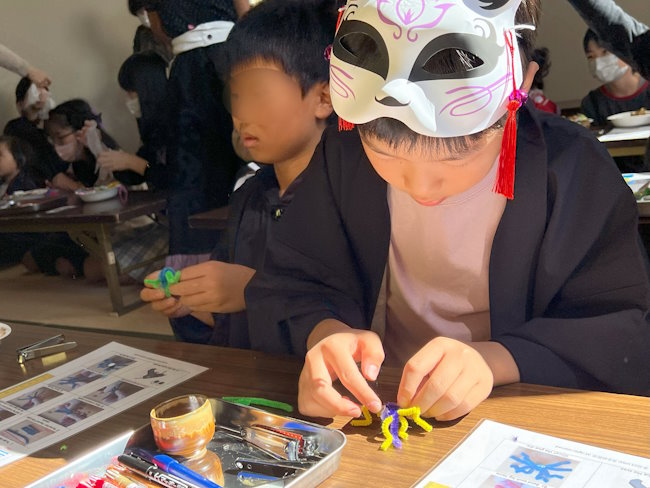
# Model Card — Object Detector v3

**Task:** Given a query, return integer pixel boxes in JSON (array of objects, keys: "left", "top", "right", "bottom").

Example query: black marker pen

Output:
[{"left": 117, "top": 454, "right": 199, "bottom": 488}]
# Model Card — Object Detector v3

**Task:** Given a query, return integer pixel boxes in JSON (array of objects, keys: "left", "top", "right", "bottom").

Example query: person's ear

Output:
[
  {"left": 520, "top": 61, "right": 539, "bottom": 93},
  {"left": 313, "top": 81, "right": 333, "bottom": 120}
]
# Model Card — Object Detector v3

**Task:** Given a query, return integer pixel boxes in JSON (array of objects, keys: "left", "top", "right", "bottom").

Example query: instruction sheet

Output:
[
  {"left": 414, "top": 419, "right": 650, "bottom": 488},
  {"left": 0, "top": 342, "right": 207, "bottom": 468}
]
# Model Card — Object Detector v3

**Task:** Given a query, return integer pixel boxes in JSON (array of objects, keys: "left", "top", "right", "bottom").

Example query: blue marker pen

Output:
[{"left": 153, "top": 454, "right": 223, "bottom": 488}]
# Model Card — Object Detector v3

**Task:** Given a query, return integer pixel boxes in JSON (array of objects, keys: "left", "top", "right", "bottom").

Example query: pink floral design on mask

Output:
[
  {"left": 439, "top": 73, "right": 510, "bottom": 116},
  {"left": 330, "top": 65, "right": 357, "bottom": 100},
  {"left": 377, "top": 0, "right": 455, "bottom": 42}
]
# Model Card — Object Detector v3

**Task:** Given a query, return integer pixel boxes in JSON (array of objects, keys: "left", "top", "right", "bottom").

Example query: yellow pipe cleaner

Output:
[
  {"left": 397, "top": 406, "right": 433, "bottom": 432},
  {"left": 350, "top": 405, "right": 373, "bottom": 426},
  {"left": 380, "top": 416, "right": 394, "bottom": 451}
]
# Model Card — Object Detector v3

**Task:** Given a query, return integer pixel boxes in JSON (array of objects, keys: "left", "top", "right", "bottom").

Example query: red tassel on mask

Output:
[
  {"left": 494, "top": 30, "right": 526, "bottom": 200},
  {"left": 338, "top": 118, "right": 355, "bottom": 131},
  {"left": 332, "top": 7, "right": 355, "bottom": 132}
]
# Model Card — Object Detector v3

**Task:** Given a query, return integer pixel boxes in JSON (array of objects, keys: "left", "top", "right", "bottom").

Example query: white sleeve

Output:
[{"left": 0, "top": 43, "right": 31, "bottom": 77}]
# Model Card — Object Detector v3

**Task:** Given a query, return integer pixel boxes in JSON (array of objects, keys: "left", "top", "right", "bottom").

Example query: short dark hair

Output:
[
  {"left": 358, "top": 0, "right": 540, "bottom": 156},
  {"left": 128, "top": 0, "right": 160, "bottom": 15},
  {"left": 47, "top": 99, "right": 119, "bottom": 150},
  {"left": 118, "top": 51, "right": 168, "bottom": 144},
  {"left": 15, "top": 76, "right": 32, "bottom": 103},
  {"left": 222, "top": 0, "right": 337, "bottom": 94},
  {"left": 0, "top": 135, "right": 33, "bottom": 171},
  {"left": 583, "top": 29, "right": 600, "bottom": 52}
]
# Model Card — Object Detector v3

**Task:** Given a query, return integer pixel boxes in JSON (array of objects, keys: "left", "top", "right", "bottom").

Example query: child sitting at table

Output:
[
  {"left": 0, "top": 135, "right": 42, "bottom": 268},
  {"left": 140, "top": 0, "right": 337, "bottom": 345},
  {"left": 45, "top": 99, "right": 145, "bottom": 188},
  {"left": 3, "top": 77, "right": 79, "bottom": 190},
  {"left": 582, "top": 29, "right": 650, "bottom": 126},
  {"left": 30, "top": 99, "right": 167, "bottom": 281},
  {"left": 241, "top": 0, "right": 650, "bottom": 421}
]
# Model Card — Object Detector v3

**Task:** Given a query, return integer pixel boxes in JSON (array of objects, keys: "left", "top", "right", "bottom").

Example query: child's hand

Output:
[
  {"left": 27, "top": 67, "right": 51, "bottom": 88},
  {"left": 397, "top": 337, "right": 494, "bottom": 421},
  {"left": 298, "top": 320, "right": 384, "bottom": 418},
  {"left": 141, "top": 270, "right": 191, "bottom": 318},
  {"left": 168, "top": 261, "right": 255, "bottom": 313},
  {"left": 97, "top": 150, "right": 147, "bottom": 174}
]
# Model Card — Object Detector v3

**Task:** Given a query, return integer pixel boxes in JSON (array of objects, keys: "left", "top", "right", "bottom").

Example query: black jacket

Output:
[{"left": 246, "top": 105, "right": 650, "bottom": 396}]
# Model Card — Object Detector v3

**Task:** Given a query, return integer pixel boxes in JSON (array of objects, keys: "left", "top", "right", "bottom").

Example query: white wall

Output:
[
  {"left": 1, "top": 0, "right": 648, "bottom": 135},
  {"left": 0, "top": 1, "right": 141, "bottom": 152},
  {"left": 536, "top": 0, "right": 650, "bottom": 108}
]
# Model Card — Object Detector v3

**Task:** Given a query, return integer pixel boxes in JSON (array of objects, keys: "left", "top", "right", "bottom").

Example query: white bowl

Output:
[
  {"left": 607, "top": 110, "right": 650, "bottom": 128},
  {"left": 75, "top": 185, "right": 119, "bottom": 203}
]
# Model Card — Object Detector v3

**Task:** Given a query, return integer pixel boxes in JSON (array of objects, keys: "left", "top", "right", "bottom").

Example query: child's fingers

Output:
[
  {"left": 150, "top": 297, "right": 179, "bottom": 313},
  {"left": 327, "top": 348, "right": 381, "bottom": 413},
  {"left": 397, "top": 343, "right": 445, "bottom": 407},
  {"left": 168, "top": 279, "right": 204, "bottom": 297},
  {"left": 176, "top": 263, "right": 209, "bottom": 280},
  {"left": 410, "top": 355, "right": 463, "bottom": 414},
  {"left": 358, "top": 334, "right": 385, "bottom": 382},
  {"left": 429, "top": 373, "right": 487, "bottom": 421},
  {"left": 299, "top": 356, "right": 361, "bottom": 417},
  {"left": 140, "top": 287, "right": 166, "bottom": 302},
  {"left": 143, "top": 269, "right": 162, "bottom": 285}
]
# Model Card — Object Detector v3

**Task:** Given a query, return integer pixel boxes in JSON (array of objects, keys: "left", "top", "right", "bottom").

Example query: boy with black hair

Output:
[
  {"left": 243, "top": 0, "right": 650, "bottom": 421},
  {"left": 141, "top": 0, "right": 337, "bottom": 346}
]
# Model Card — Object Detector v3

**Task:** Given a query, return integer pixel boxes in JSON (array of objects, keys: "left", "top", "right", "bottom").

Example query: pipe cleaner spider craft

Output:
[
  {"left": 144, "top": 266, "right": 181, "bottom": 298},
  {"left": 351, "top": 403, "right": 432, "bottom": 451}
]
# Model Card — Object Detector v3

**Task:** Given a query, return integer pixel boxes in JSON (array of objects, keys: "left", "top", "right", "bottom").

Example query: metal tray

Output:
[{"left": 28, "top": 399, "right": 346, "bottom": 488}]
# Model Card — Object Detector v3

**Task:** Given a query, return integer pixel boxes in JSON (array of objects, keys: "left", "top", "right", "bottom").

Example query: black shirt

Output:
[
  {"left": 581, "top": 80, "right": 650, "bottom": 125},
  {"left": 3, "top": 117, "right": 68, "bottom": 186}
]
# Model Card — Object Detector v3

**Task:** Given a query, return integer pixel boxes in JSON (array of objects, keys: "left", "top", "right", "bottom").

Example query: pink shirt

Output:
[{"left": 383, "top": 159, "right": 506, "bottom": 365}]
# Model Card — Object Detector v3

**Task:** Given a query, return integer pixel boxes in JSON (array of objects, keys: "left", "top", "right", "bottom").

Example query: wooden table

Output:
[
  {"left": 0, "top": 192, "right": 167, "bottom": 315},
  {"left": 188, "top": 206, "right": 230, "bottom": 230},
  {"left": 0, "top": 324, "right": 648, "bottom": 487}
]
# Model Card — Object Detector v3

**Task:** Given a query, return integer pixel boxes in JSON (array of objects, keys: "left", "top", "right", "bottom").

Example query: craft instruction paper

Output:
[
  {"left": 413, "top": 419, "right": 650, "bottom": 488},
  {"left": 0, "top": 342, "right": 207, "bottom": 468}
]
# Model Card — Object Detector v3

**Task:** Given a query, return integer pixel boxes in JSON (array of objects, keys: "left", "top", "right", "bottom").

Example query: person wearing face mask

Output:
[
  {"left": 567, "top": 0, "right": 649, "bottom": 81},
  {"left": 45, "top": 99, "right": 148, "bottom": 188},
  {"left": 3, "top": 77, "right": 80, "bottom": 190},
  {"left": 32, "top": 99, "right": 168, "bottom": 282},
  {"left": 96, "top": 51, "right": 169, "bottom": 190},
  {"left": 581, "top": 29, "right": 650, "bottom": 173},
  {"left": 581, "top": 29, "right": 650, "bottom": 126}
]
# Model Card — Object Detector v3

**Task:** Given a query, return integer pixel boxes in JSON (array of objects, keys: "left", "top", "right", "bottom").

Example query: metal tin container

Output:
[{"left": 28, "top": 398, "right": 346, "bottom": 488}]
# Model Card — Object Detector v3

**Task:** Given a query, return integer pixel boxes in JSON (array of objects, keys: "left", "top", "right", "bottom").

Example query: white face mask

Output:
[
  {"left": 55, "top": 140, "right": 81, "bottom": 162},
  {"left": 125, "top": 97, "right": 142, "bottom": 118},
  {"left": 588, "top": 53, "right": 629, "bottom": 84},
  {"left": 330, "top": 0, "right": 527, "bottom": 137},
  {"left": 137, "top": 9, "right": 151, "bottom": 28}
]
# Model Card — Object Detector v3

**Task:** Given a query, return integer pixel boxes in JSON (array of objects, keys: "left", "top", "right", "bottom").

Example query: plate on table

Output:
[
  {"left": 75, "top": 184, "right": 120, "bottom": 203},
  {"left": 0, "top": 322, "right": 12, "bottom": 340},
  {"left": 11, "top": 188, "right": 49, "bottom": 200},
  {"left": 607, "top": 109, "right": 650, "bottom": 128}
]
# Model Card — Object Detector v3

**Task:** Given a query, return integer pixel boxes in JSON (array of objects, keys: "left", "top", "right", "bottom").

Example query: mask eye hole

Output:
[
  {"left": 422, "top": 48, "right": 484, "bottom": 76},
  {"left": 340, "top": 32, "right": 380, "bottom": 60}
]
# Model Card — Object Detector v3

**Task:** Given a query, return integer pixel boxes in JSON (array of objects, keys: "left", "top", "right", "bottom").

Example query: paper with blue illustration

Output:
[{"left": 413, "top": 419, "right": 650, "bottom": 488}]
